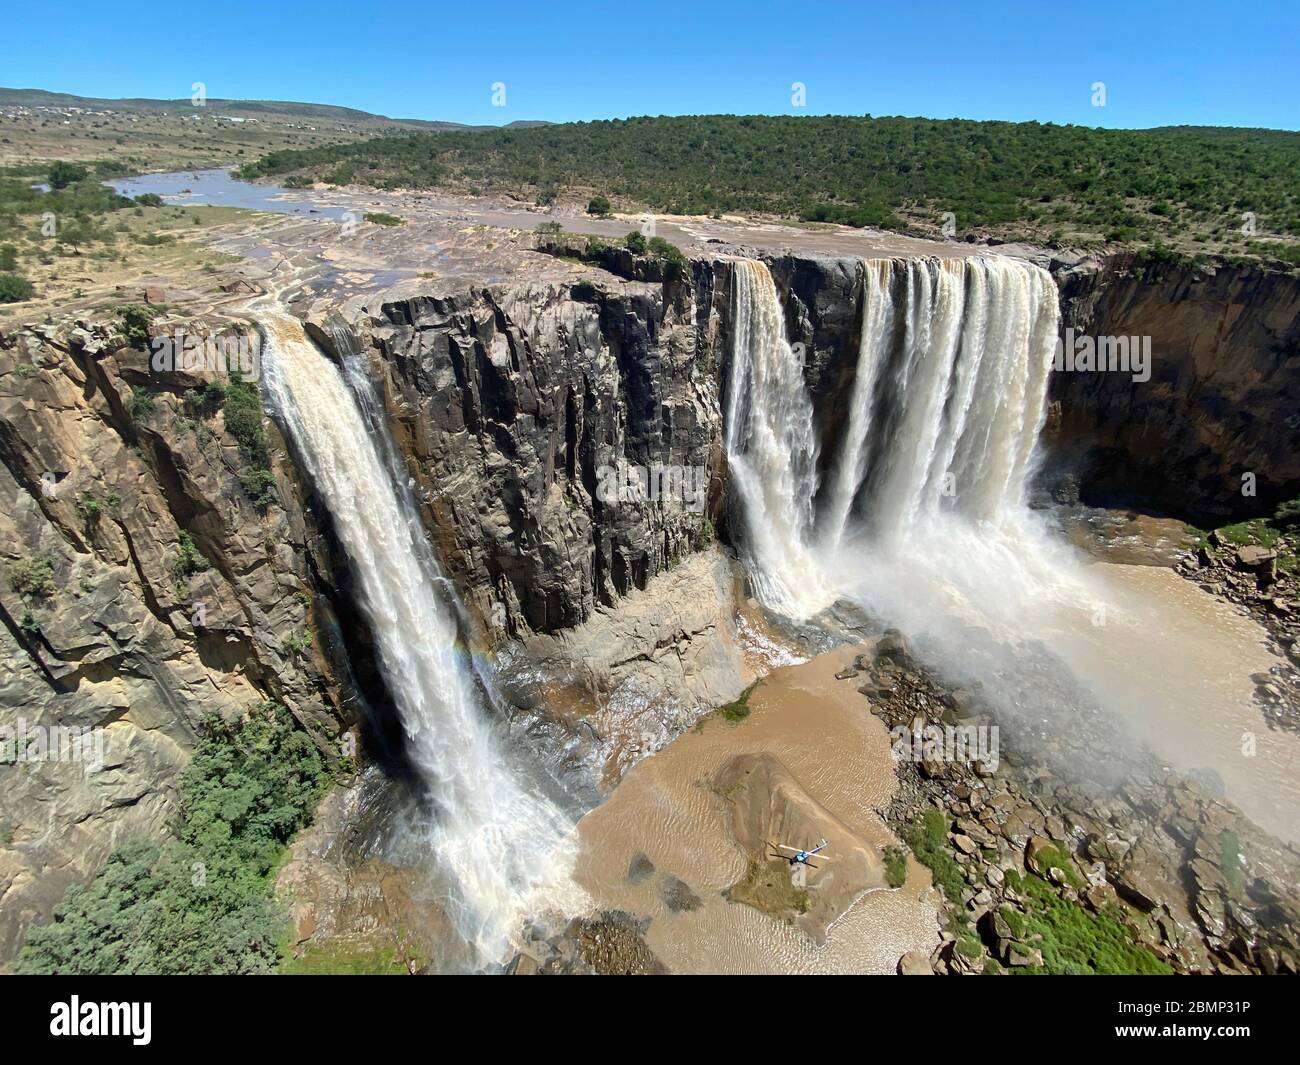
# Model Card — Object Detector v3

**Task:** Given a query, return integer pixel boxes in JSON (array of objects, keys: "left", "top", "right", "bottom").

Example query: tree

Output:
[
  {"left": 48, "top": 161, "right": 89, "bottom": 190},
  {"left": 586, "top": 195, "right": 611, "bottom": 217}
]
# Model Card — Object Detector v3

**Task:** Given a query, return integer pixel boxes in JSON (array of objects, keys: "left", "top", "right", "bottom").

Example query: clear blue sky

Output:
[{"left": 3, "top": 1, "right": 1296, "bottom": 129}]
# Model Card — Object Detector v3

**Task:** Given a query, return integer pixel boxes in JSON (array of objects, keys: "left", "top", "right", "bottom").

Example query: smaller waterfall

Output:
[{"left": 260, "top": 310, "right": 573, "bottom": 959}]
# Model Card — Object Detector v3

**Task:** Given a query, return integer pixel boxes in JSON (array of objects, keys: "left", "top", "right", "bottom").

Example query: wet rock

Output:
[
  {"left": 627, "top": 852, "right": 655, "bottom": 885},
  {"left": 660, "top": 874, "right": 703, "bottom": 913},
  {"left": 897, "top": 950, "right": 934, "bottom": 975}
]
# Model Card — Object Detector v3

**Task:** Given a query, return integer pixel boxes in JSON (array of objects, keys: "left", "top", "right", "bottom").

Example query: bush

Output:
[
  {"left": 15, "top": 704, "right": 329, "bottom": 974},
  {"left": 183, "top": 380, "right": 228, "bottom": 417},
  {"left": 173, "top": 531, "right": 210, "bottom": 582},
  {"left": 624, "top": 230, "right": 647, "bottom": 254},
  {"left": 0, "top": 272, "right": 34, "bottom": 302},
  {"left": 133, "top": 193, "right": 165, "bottom": 207},
  {"left": 586, "top": 195, "right": 611, "bottom": 217},
  {"left": 363, "top": 212, "right": 402, "bottom": 226},
  {"left": 883, "top": 845, "right": 907, "bottom": 888},
  {"left": 47, "top": 161, "right": 89, "bottom": 190},
  {"left": 7, "top": 556, "right": 55, "bottom": 599},
  {"left": 117, "top": 304, "right": 156, "bottom": 348}
]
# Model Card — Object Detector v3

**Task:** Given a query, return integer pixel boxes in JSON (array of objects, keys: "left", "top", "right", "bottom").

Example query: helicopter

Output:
[{"left": 768, "top": 838, "right": 831, "bottom": 869}]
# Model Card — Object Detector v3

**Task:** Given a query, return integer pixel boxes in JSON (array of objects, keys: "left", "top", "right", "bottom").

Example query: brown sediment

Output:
[{"left": 572, "top": 643, "right": 939, "bottom": 974}]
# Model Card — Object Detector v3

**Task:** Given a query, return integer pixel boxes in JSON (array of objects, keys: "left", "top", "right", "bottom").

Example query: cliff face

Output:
[
  {"left": 305, "top": 266, "right": 730, "bottom": 640},
  {"left": 0, "top": 324, "right": 355, "bottom": 962},
  {"left": 1048, "top": 256, "right": 1300, "bottom": 523},
  {"left": 2, "top": 246, "right": 1294, "bottom": 964}
]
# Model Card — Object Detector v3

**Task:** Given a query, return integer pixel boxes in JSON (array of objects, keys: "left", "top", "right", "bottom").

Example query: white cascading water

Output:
[
  {"left": 724, "top": 259, "right": 831, "bottom": 617},
  {"left": 260, "top": 310, "right": 573, "bottom": 959},
  {"left": 725, "top": 254, "right": 1300, "bottom": 839}
]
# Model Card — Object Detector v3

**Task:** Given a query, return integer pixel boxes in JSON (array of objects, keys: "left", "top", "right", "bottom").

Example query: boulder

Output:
[{"left": 897, "top": 950, "right": 934, "bottom": 975}]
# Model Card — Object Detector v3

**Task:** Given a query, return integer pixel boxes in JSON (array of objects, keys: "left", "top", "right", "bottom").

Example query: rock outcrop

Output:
[{"left": 1047, "top": 255, "right": 1300, "bottom": 524}]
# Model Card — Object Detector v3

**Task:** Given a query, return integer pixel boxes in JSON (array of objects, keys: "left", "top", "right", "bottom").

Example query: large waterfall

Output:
[
  {"left": 260, "top": 311, "right": 572, "bottom": 959},
  {"left": 726, "top": 254, "right": 1059, "bottom": 618}
]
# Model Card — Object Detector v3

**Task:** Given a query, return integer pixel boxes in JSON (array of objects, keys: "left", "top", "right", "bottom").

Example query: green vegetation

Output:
[
  {"left": 1188, "top": 496, "right": 1300, "bottom": 576},
  {"left": 116, "top": 304, "right": 156, "bottom": 348},
  {"left": 173, "top": 530, "right": 210, "bottom": 584},
  {"left": 239, "top": 116, "right": 1300, "bottom": 254},
  {"left": 901, "top": 806, "right": 1169, "bottom": 974},
  {"left": 717, "top": 681, "right": 758, "bottom": 723},
  {"left": 585, "top": 194, "right": 611, "bottom": 217},
  {"left": 280, "top": 940, "right": 410, "bottom": 975},
  {"left": 363, "top": 211, "right": 403, "bottom": 226},
  {"left": 0, "top": 272, "right": 33, "bottom": 302},
  {"left": 184, "top": 379, "right": 229, "bottom": 417},
  {"left": 283, "top": 629, "right": 313, "bottom": 659},
  {"left": 1220, "top": 830, "right": 1244, "bottom": 893},
  {"left": 15, "top": 703, "right": 329, "bottom": 974},
  {"left": 126, "top": 387, "right": 156, "bottom": 419},
  {"left": 7, "top": 556, "right": 55, "bottom": 599},
  {"left": 1001, "top": 870, "right": 1172, "bottom": 975},
  {"left": 47, "top": 161, "right": 89, "bottom": 190},
  {"left": 133, "top": 193, "right": 165, "bottom": 207},
  {"left": 883, "top": 845, "right": 908, "bottom": 888}
]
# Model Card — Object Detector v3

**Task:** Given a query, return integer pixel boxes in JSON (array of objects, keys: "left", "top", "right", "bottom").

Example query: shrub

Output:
[
  {"left": 133, "top": 193, "right": 165, "bottom": 207},
  {"left": 126, "top": 388, "right": 155, "bottom": 419},
  {"left": 0, "top": 272, "right": 34, "bottom": 302},
  {"left": 15, "top": 704, "right": 328, "bottom": 974},
  {"left": 7, "top": 556, "right": 55, "bottom": 599},
  {"left": 183, "top": 380, "right": 228, "bottom": 417},
  {"left": 363, "top": 212, "right": 402, "bottom": 226},
  {"left": 624, "top": 230, "right": 647, "bottom": 254},
  {"left": 47, "top": 161, "right": 89, "bottom": 190},
  {"left": 222, "top": 376, "right": 268, "bottom": 467},
  {"left": 173, "top": 531, "right": 210, "bottom": 582},
  {"left": 883, "top": 845, "right": 907, "bottom": 888},
  {"left": 117, "top": 304, "right": 155, "bottom": 348},
  {"left": 586, "top": 195, "right": 611, "bottom": 217}
]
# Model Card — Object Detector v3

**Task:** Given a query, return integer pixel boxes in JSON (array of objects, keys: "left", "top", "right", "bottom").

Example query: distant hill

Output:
[
  {"left": 237, "top": 113, "right": 1300, "bottom": 259},
  {"left": 0, "top": 87, "right": 549, "bottom": 132}
]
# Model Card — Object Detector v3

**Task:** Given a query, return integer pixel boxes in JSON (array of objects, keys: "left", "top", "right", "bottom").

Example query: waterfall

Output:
[
  {"left": 725, "top": 254, "right": 1059, "bottom": 615},
  {"left": 724, "top": 259, "right": 831, "bottom": 618},
  {"left": 827, "top": 255, "right": 1059, "bottom": 544},
  {"left": 260, "top": 310, "right": 572, "bottom": 959}
]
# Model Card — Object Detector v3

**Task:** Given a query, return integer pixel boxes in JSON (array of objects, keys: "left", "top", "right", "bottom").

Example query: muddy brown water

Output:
[{"left": 573, "top": 644, "right": 940, "bottom": 974}]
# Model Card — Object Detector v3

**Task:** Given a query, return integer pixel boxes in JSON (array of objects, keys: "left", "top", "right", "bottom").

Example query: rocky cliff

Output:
[
  {"left": 1047, "top": 255, "right": 1300, "bottom": 524},
  {"left": 0, "top": 322, "right": 356, "bottom": 961}
]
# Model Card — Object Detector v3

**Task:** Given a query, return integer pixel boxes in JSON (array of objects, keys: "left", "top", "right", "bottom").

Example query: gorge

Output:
[{"left": 2, "top": 174, "right": 1299, "bottom": 975}]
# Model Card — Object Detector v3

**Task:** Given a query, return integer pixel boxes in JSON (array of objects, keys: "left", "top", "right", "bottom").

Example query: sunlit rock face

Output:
[{"left": 0, "top": 325, "right": 354, "bottom": 962}]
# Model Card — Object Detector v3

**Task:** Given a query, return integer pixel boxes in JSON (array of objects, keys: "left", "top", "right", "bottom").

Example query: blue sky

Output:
[{"left": 3, "top": 1, "right": 1296, "bottom": 129}]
